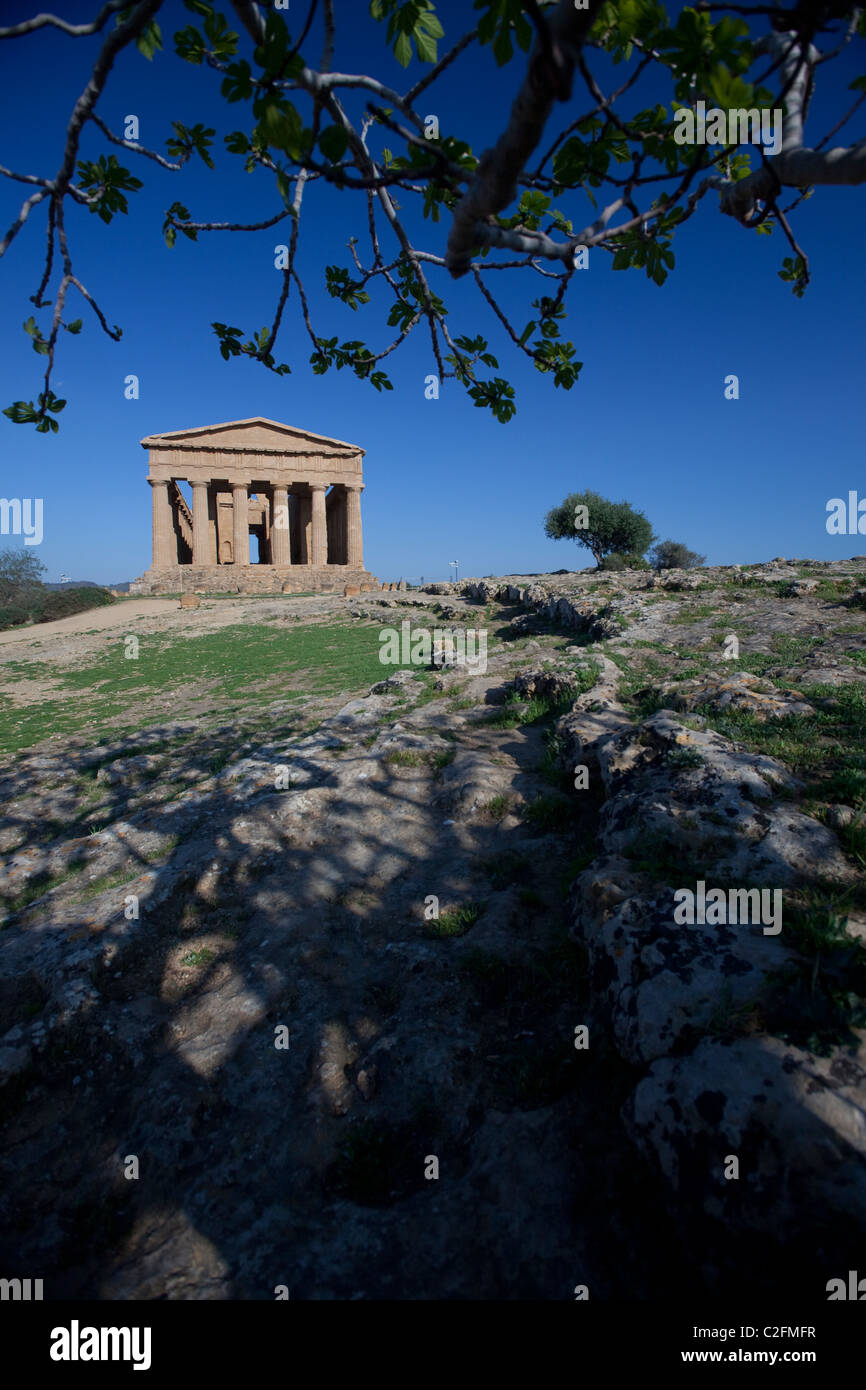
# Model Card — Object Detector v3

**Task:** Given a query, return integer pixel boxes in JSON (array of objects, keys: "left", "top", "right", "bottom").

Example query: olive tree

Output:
[
  {"left": 2, "top": 0, "right": 865, "bottom": 432},
  {"left": 544, "top": 488, "right": 654, "bottom": 566}
]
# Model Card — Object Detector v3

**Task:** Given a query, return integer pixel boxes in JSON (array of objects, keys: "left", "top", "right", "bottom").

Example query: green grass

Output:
[
  {"left": 0, "top": 860, "right": 88, "bottom": 920},
  {"left": 383, "top": 745, "right": 455, "bottom": 771},
  {"left": 486, "top": 664, "right": 599, "bottom": 731},
  {"left": 181, "top": 947, "right": 216, "bottom": 967},
  {"left": 325, "top": 1111, "right": 436, "bottom": 1205},
  {"left": 426, "top": 901, "right": 484, "bottom": 938},
  {"left": 664, "top": 746, "right": 704, "bottom": 770},
  {"left": 670, "top": 603, "right": 718, "bottom": 624},
  {"left": 623, "top": 828, "right": 736, "bottom": 884},
  {"left": 736, "top": 633, "right": 822, "bottom": 675},
  {"left": 383, "top": 748, "right": 424, "bottom": 767},
  {"left": 0, "top": 621, "right": 422, "bottom": 753},
  {"left": 813, "top": 578, "right": 854, "bottom": 602},
  {"left": 838, "top": 816, "right": 866, "bottom": 868},
  {"left": 458, "top": 934, "right": 585, "bottom": 1014},
  {"left": 430, "top": 747, "right": 456, "bottom": 772},
  {"left": 523, "top": 791, "right": 574, "bottom": 832},
  {"left": 456, "top": 931, "right": 588, "bottom": 1106},
  {"left": 486, "top": 692, "right": 555, "bottom": 728},
  {"left": 759, "top": 891, "right": 866, "bottom": 1054},
  {"left": 482, "top": 850, "right": 530, "bottom": 888},
  {"left": 518, "top": 886, "right": 545, "bottom": 910},
  {"left": 698, "top": 681, "right": 866, "bottom": 798},
  {"left": 77, "top": 868, "right": 141, "bottom": 901},
  {"left": 559, "top": 843, "right": 597, "bottom": 898}
]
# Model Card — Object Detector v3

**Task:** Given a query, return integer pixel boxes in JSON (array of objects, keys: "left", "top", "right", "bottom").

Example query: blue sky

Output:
[{"left": 1, "top": 0, "right": 864, "bottom": 584}]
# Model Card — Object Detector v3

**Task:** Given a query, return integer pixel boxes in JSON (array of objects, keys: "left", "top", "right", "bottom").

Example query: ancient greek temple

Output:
[{"left": 130, "top": 417, "right": 376, "bottom": 594}]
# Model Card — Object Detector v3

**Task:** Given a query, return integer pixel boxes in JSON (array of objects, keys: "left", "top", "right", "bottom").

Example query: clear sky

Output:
[{"left": 1, "top": 0, "right": 864, "bottom": 584}]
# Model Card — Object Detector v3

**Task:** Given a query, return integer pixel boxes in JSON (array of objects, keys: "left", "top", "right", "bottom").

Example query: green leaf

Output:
[
  {"left": 420, "top": 10, "right": 443, "bottom": 40},
  {"left": 275, "top": 169, "right": 292, "bottom": 209},
  {"left": 414, "top": 27, "right": 437, "bottom": 63},
  {"left": 394, "top": 30, "right": 412, "bottom": 66},
  {"left": 135, "top": 19, "right": 162, "bottom": 60},
  {"left": 174, "top": 23, "right": 206, "bottom": 64},
  {"left": 492, "top": 26, "right": 512, "bottom": 66},
  {"left": 514, "top": 12, "right": 532, "bottom": 51},
  {"left": 221, "top": 59, "right": 253, "bottom": 102},
  {"left": 3, "top": 401, "right": 38, "bottom": 424},
  {"left": 257, "top": 100, "right": 305, "bottom": 158},
  {"left": 319, "top": 124, "right": 349, "bottom": 162},
  {"left": 66, "top": 319, "right": 83, "bottom": 335}
]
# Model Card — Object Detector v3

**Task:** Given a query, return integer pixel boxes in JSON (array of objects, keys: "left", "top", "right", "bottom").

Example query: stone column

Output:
[
  {"left": 272, "top": 486, "right": 291, "bottom": 566},
  {"left": 346, "top": 485, "right": 364, "bottom": 569},
  {"left": 207, "top": 484, "right": 218, "bottom": 564},
  {"left": 151, "top": 478, "right": 176, "bottom": 569},
  {"left": 192, "top": 481, "right": 210, "bottom": 565},
  {"left": 310, "top": 484, "right": 327, "bottom": 568},
  {"left": 232, "top": 483, "right": 249, "bottom": 566}
]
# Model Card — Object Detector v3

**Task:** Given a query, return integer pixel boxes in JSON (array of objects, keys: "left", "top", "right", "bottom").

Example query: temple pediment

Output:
[{"left": 140, "top": 417, "right": 364, "bottom": 457}]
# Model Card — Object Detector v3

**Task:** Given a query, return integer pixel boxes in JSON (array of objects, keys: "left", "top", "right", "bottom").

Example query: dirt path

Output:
[{"left": 0, "top": 599, "right": 177, "bottom": 645}]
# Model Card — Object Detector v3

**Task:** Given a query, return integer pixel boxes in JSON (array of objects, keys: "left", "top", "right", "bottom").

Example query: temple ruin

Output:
[{"left": 130, "top": 417, "right": 376, "bottom": 594}]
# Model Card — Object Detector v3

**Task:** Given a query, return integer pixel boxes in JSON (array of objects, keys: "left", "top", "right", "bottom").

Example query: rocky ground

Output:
[{"left": 0, "top": 556, "right": 864, "bottom": 1299}]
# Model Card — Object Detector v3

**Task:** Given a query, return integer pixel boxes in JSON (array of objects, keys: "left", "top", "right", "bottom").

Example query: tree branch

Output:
[
  {"left": 717, "top": 28, "right": 866, "bottom": 225},
  {"left": 0, "top": 1, "right": 127, "bottom": 40},
  {"left": 230, "top": 0, "right": 266, "bottom": 47},
  {"left": 446, "top": 0, "right": 606, "bottom": 276},
  {"left": 88, "top": 111, "right": 186, "bottom": 169}
]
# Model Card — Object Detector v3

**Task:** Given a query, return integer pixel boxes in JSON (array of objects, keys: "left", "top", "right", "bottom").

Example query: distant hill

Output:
[{"left": 45, "top": 580, "right": 131, "bottom": 592}]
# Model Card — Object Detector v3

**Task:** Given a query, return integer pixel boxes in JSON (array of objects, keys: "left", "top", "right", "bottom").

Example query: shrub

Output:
[
  {"left": 649, "top": 539, "right": 706, "bottom": 571},
  {"left": 0, "top": 603, "right": 31, "bottom": 628},
  {"left": 600, "top": 551, "right": 651, "bottom": 572},
  {"left": 0, "top": 582, "right": 115, "bottom": 630}
]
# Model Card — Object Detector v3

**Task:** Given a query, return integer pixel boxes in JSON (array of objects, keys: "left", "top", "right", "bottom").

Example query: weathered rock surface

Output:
[{"left": 1, "top": 558, "right": 865, "bottom": 1297}]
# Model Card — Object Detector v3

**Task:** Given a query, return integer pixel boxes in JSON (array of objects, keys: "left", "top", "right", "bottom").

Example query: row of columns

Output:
[{"left": 151, "top": 479, "right": 363, "bottom": 569}]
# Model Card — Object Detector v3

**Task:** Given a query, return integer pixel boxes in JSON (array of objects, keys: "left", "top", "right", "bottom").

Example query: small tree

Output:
[
  {"left": 544, "top": 491, "right": 653, "bottom": 569},
  {"left": 649, "top": 540, "right": 706, "bottom": 572},
  {"left": 0, "top": 547, "right": 46, "bottom": 601}
]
